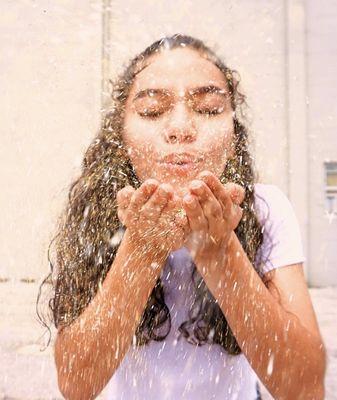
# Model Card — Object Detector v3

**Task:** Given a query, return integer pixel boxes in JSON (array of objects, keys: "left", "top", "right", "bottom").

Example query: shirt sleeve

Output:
[{"left": 254, "top": 184, "right": 306, "bottom": 276}]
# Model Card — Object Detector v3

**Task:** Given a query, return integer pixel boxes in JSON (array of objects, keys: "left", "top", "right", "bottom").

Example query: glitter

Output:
[{"left": 150, "top": 262, "right": 160, "bottom": 270}]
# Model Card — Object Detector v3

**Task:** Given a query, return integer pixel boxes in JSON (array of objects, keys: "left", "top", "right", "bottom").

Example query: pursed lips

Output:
[{"left": 159, "top": 153, "right": 202, "bottom": 165}]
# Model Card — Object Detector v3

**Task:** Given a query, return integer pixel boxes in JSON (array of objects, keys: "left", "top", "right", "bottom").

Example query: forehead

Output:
[{"left": 131, "top": 47, "right": 227, "bottom": 92}]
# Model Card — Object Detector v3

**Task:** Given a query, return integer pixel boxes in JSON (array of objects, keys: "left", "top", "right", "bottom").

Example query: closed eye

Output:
[
  {"left": 137, "top": 106, "right": 224, "bottom": 119},
  {"left": 133, "top": 86, "right": 229, "bottom": 119},
  {"left": 137, "top": 110, "right": 166, "bottom": 119},
  {"left": 194, "top": 107, "right": 225, "bottom": 116}
]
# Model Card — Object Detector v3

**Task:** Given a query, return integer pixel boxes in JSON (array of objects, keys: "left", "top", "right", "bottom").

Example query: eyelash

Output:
[
  {"left": 195, "top": 108, "right": 223, "bottom": 116},
  {"left": 138, "top": 108, "right": 223, "bottom": 119},
  {"left": 138, "top": 111, "right": 165, "bottom": 119}
]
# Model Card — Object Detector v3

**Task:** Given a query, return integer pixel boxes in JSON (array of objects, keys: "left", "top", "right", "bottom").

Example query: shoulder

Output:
[
  {"left": 253, "top": 183, "right": 292, "bottom": 221},
  {"left": 252, "top": 182, "right": 306, "bottom": 274},
  {"left": 252, "top": 182, "right": 300, "bottom": 233},
  {"left": 253, "top": 182, "right": 282, "bottom": 199}
]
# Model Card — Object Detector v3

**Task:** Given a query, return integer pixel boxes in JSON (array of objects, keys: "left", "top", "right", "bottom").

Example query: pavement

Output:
[{"left": 0, "top": 280, "right": 336, "bottom": 400}]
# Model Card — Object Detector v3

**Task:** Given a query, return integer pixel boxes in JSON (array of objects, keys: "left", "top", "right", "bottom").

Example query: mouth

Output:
[
  {"left": 163, "top": 160, "right": 195, "bottom": 165},
  {"left": 158, "top": 159, "right": 201, "bottom": 175},
  {"left": 157, "top": 152, "right": 203, "bottom": 176},
  {"left": 160, "top": 160, "right": 199, "bottom": 166},
  {"left": 159, "top": 153, "right": 203, "bottom": 164}
]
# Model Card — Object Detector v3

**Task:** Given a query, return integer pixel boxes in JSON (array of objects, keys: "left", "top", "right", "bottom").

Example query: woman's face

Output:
[{"left": 123, "top": 47, "right": 235, "bottom": 196}]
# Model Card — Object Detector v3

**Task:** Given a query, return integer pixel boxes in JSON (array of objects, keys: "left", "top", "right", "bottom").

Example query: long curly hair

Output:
[{"left": 36, "top": 34, "right": 273, "bottom": 355}]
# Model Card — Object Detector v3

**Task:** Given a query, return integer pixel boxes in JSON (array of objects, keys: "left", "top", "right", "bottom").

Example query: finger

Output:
[
  {"left": 189, "top": 180, "right": 222, "bottom": 216},
  {"left": 195, "top": 171, "right": 245, "bottom": 230},
  {"left": 229, "top": 204, "right": 244, "bottom": 230},
  {"left": 195, "top": 171, "right": 235, "bottom": 217},
  {"left": 140, "top": 183, "right": 173, "bottom": 221},
  {"left": 127, "top": 179, "right": 159, "bottom": 222},
  {"left": 187, "top": 180, "right": 223, "bottom": 239},
  {"left": 165, "top": 193, "right": 180, "bottom": 211},
  {"left": 117, "top": 186, "right": 135, "bottom": 225},
  {"left": 182, "top": 192, "right": 208, "bottom": 231},
  {"left": 116, "top": 185, "right": 135, "bottom": 209},
  {"left": 165, "top": 194, "right": 189, "bottom": 231},
  {"left": 226, "top": 182, "right": 245, "bottom": 205}
]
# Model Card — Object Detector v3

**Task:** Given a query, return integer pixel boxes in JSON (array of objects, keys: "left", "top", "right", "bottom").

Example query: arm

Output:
[
  {"left": 196, "top": 233, "right": 326, "bottom": 400},
  {"left": 180, "top": 171, "right": 326, "bottom": 399},
  {"left": 55, "top": 228, "right": 166, "bottom": 400}
]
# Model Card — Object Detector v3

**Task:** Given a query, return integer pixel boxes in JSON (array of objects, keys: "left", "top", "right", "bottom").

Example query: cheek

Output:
[
  {"left": 124, "top": 117, "right": 154, "bottom": 152},
  {"left": 123, "top": 118, "right": 160, "bottom": 179},
  {"left": 125, "top": 140, "right": 155, "bottom": 168},
  {"left": 125, "top": 143, "right": 155, "bottom": 182},
  {"left": 199, "top": 117, "right": 234, "bottom": 151},
  {"left": 124, "top": 113, "right": 163, "bottom": 143},
  {"left": 198, "top": 118, "right": 235, "bottom": 174}
]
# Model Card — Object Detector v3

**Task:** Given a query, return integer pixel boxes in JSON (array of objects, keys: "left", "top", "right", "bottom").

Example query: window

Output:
[{"left": 324, "top": 161, "right": 337, "bottom": 214}]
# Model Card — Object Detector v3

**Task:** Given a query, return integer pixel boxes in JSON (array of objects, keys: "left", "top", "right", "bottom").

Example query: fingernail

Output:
[
  {"left": 148, "top": 183, "right": 158, "bottom": 193},
  {"left": 184, "top": 195, "right": 196, "bottom": 207},
  {"left": 190, "top": 181, "right": 202, "bottom": 191},
  {"left": 198, "top": 171, "right": 210, "bottom": 180}
]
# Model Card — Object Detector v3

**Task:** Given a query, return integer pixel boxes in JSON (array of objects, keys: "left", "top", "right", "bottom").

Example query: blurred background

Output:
[{"left": 0, "top": 0, "right": 336, "bottom": 398}]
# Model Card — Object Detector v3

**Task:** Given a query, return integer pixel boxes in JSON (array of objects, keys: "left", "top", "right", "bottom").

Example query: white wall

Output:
[
  {"left": 0, "top": 1, "right": 102, "bottom": 280},
  {"left": 1, "top": 0, "right": 336, "bottom": 286},
  {"left": 105, "top": 0, "right": 310, "bottom": 277},
  {"left": 306, "top": 0, "right": 337, "bottom": 286},
  {"left": 105, "top": 0, "right": 337, "bottom": 286},
  {"left": 106, "top": 0, "right": 289, "bottom": 190}
]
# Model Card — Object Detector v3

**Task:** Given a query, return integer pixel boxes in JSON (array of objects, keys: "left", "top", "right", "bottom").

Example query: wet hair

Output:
[{"left": 36, "top": 34, "right": 273, "bottom": 355}]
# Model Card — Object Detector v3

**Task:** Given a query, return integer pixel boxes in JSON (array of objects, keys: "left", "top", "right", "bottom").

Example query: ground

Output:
[{"left": 0, "top": 281, "right": 336, "bottom": 400}]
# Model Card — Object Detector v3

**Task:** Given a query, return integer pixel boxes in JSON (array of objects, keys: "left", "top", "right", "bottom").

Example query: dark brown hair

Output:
[{"left": 36, "top": 34, "right": 272, "bottom": 355}]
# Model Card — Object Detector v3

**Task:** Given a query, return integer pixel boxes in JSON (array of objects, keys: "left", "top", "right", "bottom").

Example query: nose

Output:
[{"left": 164, "top": 102, "right": 197, "bottom": 144}]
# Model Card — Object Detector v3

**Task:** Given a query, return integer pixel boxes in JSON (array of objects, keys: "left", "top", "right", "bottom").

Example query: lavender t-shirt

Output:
[{"left": 104, "top": 183, "right": 306, "bottom": 400}]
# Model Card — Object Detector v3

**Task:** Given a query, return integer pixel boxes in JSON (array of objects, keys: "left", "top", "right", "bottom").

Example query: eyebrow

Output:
[{"left": 132, "top": 85, "right": 228, "bottom": 101}]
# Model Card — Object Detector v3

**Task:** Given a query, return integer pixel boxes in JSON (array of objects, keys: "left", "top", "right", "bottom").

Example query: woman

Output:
[{"left": 37, "top": 34, "right": 326, "bottom": 399}]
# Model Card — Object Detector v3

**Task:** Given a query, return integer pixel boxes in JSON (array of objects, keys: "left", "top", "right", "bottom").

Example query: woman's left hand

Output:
[{"left": 181, "top": 171, "right": 245, "bottom": 262}]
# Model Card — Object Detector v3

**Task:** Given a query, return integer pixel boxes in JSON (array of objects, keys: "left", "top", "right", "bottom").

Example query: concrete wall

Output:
[
  {"left": 106, "top": 0, "right": 289, "bottom": 190},
  {"left": 0, "top": 0, "right": 336, "bottom": 286},
  {"left": 306, "top": 0, "right": 337, "bottom": 286},
  {"left": 0, "top": 1, "right": 102, "bottom": 280},
  {"left": 104, "top": 0, "right": 310, "bottom": 276},
  {"left": 104, "top": 0, "right": 337, "bottom": 286}
]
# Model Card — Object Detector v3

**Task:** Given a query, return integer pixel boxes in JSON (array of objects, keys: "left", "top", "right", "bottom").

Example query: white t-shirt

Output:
[
  {"left": 104, "top": 183, "right": 306, "bottom": 400},
  {"left": 253, "top": 183, "right": 306, "bottom": 276}
]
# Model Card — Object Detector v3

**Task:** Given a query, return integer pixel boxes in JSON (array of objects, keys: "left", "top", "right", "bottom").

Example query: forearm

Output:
[
  {"left": 55, "top": 229, "right": 166, "bottom": 400},
  {"left": 195, "top": 232, "right": 326, "bottom": 400}
]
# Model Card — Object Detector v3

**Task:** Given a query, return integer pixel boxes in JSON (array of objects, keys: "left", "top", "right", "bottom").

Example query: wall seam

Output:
[
  {"left": 284, "top": 0, "right": 290, "bottom": 197},
  {"left": 303, "top": 0, "right": 311, "bottom": 284}
]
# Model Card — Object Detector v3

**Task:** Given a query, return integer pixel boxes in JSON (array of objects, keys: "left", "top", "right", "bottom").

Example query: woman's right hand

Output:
[{"left": 116, "top": 179, "right": 189, "bottom": 259}]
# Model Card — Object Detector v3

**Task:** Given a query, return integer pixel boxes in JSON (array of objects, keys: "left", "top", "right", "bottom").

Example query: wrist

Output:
[
  {"left": 226, "top": 230, "right": 237, "bottom": 252},
  {"left": 193, "top": 231, "right": 236, "bottom": 273},
  {"left": 122, "top": 228, "right": 169, "bottom": 265}
]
